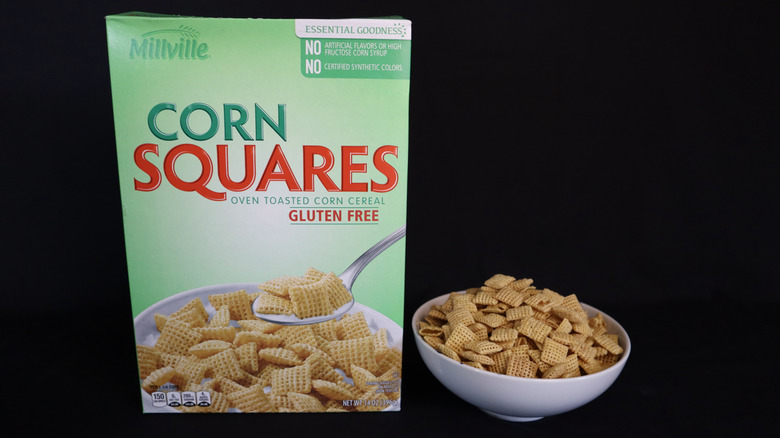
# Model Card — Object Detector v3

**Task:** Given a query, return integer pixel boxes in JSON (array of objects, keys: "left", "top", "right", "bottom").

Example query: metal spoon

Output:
[{"left": 252, "top": 224, "right": 407, "bottom": 325}]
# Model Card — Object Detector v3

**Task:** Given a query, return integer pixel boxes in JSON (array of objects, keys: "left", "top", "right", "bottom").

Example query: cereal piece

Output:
[
  {"left": 540, "top": 338, "right": 568, "bottom": 365},
  {"left": 489, "top": 327, "right": 518, "bottom": 343},
  {"left": 473, "top": 312, "right": 507, "bottom": 328},
  {"left": 136, "top": 345, "right": 160, "bottom": 379},
  {"left": 571, "top": 338, "right": 597, "bottom": 363},
  {"left": 322, "top": 273, "right": 353, "bottom": 309},
  {"left": 259, "top": 276, "right": 306, "bottom": 297},
  {"left": 287, "top": 392, "right": 326, "bottom": 412},
  {"left": 173, "top": 356, "right": 208, "bottom": 388},
  {"left": 425, "top": 306, "right": 448, "bottom": 321},
  {"left": 482, "top": 303, "right": 510, "bottom": 314},
  {"left": 194, "top": 326, "right": 237, "bottom": 343},
  {"left": 551, "top": 306, "right": 587, "bottom": 325},
  {"left": 593, "top": 333, "right": 624, "bottom": 355},
  {"left": 446, "top": 308, "right": 475, "bottom": 328},
  {"left": 467, "top": 322, "right": 490, "bottom": 340},
  {"left": 440, "top": 324, "right": 452, "bottom": 340},
  {"left": 258, "top": 347, "right": 304, "bottom": 366},
  {"left": 255, "top": 363, "right": 283, "bottom": 387},
  {"left": 541, "top": 361, "right": 567, "bottom": 379},
  {"left": 505, "top": 305, "right": 533, "bottom": 321},
  {"left": 312, "top": 379, "right": 360, "bottom": 400},
  {"left": 559, "top": 294, "right": 589, "bottom": 320},
  {"left": 188, "top": 340, "right": 233, "bottom": 358},
  {"left": 275, "top": 325, "right": 318, "bottom": 347},
  {"left": 153, "top": 313, "right": 169, "bottom": 332},
  {"left": 170, "top": 298, "right": 210, "bottom": 325},
  {"left": 418, "top": 323, "right": 444, "bottom": 337},
  {"left": 270, "top": 363, "right": 312, "bottom": 395},
  {"left": 436, "top": 343, "right": 461, "bottom": 362},
  {"left": 473, "top": 291, "right": 499, "bottom": 306},
  {"left": 579, "top": 358, "right": 605, "bottom": 375},
  {"left": 329, "top": 336, "right": 379, "bottom": 376},
  {"left": 311, "top": 319, "right": 340, "bottom": 341},
  {"left": 571, "top": 321, "right": 593, "bottom": 336},
  {"left": 289, "top": 343, "right": 335, "bottom": 365},
  {"left": 598, "top": 353, "right": 621, "bottom": 368},
  {"left": 556, "top": 318, "right": 573, "bottom": 334},
  {"left": 496, "top": 287, "right": 526, "bottom": 307},
  {"left": 350, "top": 364, "right": 377, "bottom": 392},
  {"left": 141, "top": 366, "right": 176, "bottom": 393},
  {"left": 234, "top": 331, "right": 283, "bottom": 348},
  {"left": 235, "top": 342, "right": 259, "bottom": 373},
  {"left": 528, "top": 349, "right": 550, "bottom": 373},
  {"left": 505, "top": 353, "right": 537, "bottom": 378},
  {"left": 236, "top": 319, "right": 281, "bottom": 333},
  {"left": 460, "top": 350, "right": 495, "bottom": 366},
  {"left": 159, "top": 352, "right": 186, "bottom": 368},
  {"left": 304, "top": 353, "right": 343, "bottom": 382},
  {"left": 517, "top": 317, "right": 552, "bottom": 344},
  {"left": 209, "top": 306, "right": 231, "bottom": 328},
  {"left": 484, "top": 274, "right": 516, "bottom": 289},
  {"left": 525, "top": 289, "right": 564, "bottom": 313},
  {"left": 170, "top": 307, "right": 208, "bottom": 328},
  {"left": 372, "top": 328, "right": 390, "bottom": 359},
  {"left": 511, "top": 278, "right": 534, "bottom": 290},
  {"left": 253, "top": 292, "right": 294, "bottom": 315},
  {"left": 464, "top": 361, "right": 485, "bottom": 370},
  {"left": 463, "top": 340, "right": 503, "bottom": 355},
  {"left": 423, "top": 335, "right": 444, "bottom": 349},
  {"left": 562, "top": 353, "right": 579, "bottom": 375},
  {"left": 226, "top": 384, "right": 275, "bottom": 412},
  {"left": 444, "top": 324, "right": 478, "bottom": 353},
  {"left": 154, "top": 318, "right": 202, "bottom": 355},
  {"left": 208, "top": 289, "right": 255, "bottom": 321},
  {"left": 589, "top": 313, "right": 608, "bottom": 335},
  {"left": 340, "top": 311, "right": 373, "bottom": 339},
  {"left": 288, "top": 278, "right": 336, "bottom": 319},
  {"left": 548, "top": 330, "right": 577, "bottom": 347},
  {"left": 485, "top": 349, "right": 512, "bottom": 374},
  {"left": 208, "top": 349, "right": 245, "bottom": 381},
  {"left": 377, "top": 355, "right": 402, "bottom": 381}
]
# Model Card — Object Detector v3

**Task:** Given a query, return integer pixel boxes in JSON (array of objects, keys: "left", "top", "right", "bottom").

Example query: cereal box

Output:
[{"left": 106, "top": 13, "right": 411, "bottom": 413}]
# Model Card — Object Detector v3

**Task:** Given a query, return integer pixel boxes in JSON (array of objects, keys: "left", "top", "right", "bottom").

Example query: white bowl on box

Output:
[
  {"left": 135, "top": 283, "right": 403, "bottom": 413},
  {"left": 412, "top": 293, "right": 631, "bottom": 422}
]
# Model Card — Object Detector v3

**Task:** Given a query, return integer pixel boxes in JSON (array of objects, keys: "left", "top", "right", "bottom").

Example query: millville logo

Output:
[{"left": 130, "top": 25, "right": 209, "bottom": 60}]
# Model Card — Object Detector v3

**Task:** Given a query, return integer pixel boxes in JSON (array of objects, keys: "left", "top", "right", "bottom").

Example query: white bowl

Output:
[
  {"left": 135, "top": 283, "right": 403, "bottom": 413},
  {"left": 412, "top": 293, "right": 631, "bottom": 422}
]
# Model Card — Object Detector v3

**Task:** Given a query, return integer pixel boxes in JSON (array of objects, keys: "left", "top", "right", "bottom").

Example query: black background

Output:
[{"left": 5, "top": 1, "right": 778, "bottom": 436}]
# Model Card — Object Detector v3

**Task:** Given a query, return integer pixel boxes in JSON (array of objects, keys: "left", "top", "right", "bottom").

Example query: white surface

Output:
[
  {"left": 134, "top": 283, "right": 402, "bottom": 413},
  {"left": 412, "top": 292, "right": 631, "bottom": 422}
]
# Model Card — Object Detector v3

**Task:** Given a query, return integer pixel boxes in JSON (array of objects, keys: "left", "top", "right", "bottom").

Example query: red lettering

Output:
[
  {"left": 256, "top": 144, "right": 302, "bottom": 191},
  {"left": 341, "top": 146, "right": 368, "bottom": 192},
  {"left": 132, "top": 143, "right": 400, "bottom": 201},
  {"left": 163, "top": 144, "right": 226, "bottom": 201},
  {"left": 303, "top": 145, "right": 339, "bottom": 191},
  {"left": 133, "top": 143, "right": 161, "bottom": 191},
  {"left": 371, "top": 145, "right": 398, "bottom": 193},
  {"left": 347, "top": 209, "right": 379, "bottom": 222},
  {"left": 217, "top": 144, "right": 256, "bottom": 191}
]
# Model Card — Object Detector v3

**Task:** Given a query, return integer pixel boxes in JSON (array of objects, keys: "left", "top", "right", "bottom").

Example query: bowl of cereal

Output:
[{"left": 412, "top": 274, "right": 631, "bottom": 422}]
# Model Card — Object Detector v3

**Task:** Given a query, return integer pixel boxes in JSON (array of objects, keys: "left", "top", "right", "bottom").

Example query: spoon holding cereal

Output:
[{"left": 252, "top": 224, "right": 406, "bottom": 325}]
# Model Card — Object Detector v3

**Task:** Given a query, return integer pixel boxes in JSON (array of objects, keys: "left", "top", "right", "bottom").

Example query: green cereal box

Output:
[{"left": 106, "top": 13, "right": 411, "bottom": 413}]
